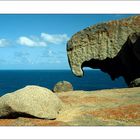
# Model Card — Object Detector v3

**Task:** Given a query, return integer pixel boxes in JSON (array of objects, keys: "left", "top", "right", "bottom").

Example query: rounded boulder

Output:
[
  {"left": 129, "top": 78, "right": 140, "bottom": 87},
  {"left": 0, "top": 85, "right": 63, "bottom": 119},
  {"left": 53, "top": 81, "right": 73, "bottom": 93}
]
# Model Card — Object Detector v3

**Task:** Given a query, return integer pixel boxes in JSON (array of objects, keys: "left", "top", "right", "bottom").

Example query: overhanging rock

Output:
[{"left": 67, "top": 15, "right": 140, "bottom": 86}]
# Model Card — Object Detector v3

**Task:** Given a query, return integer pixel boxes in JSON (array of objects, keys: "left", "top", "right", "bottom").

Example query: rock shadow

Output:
[{"left": 82, "top": 33, "right": 140, "bottom": 86}]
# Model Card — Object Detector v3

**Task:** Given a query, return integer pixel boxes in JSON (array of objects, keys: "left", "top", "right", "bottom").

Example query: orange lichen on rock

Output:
[
  {"left": 0, "top": 87, "right": 140, "bottom": 126},
  {"left": 0, "top": 119, "right": 15, "bottom": 126},
  {"left": 90, "top": 104, "right": 140, "bottom": 120}
]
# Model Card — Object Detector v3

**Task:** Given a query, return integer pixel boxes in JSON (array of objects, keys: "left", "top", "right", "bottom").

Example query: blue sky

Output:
[{"left": 0, "top": 14, "right": 136, "bottom": 70}]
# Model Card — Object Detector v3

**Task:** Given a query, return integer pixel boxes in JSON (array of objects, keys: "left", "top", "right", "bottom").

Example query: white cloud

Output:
[
  {"left": 17, "top": 33, "right": 69, "bottom": 47},
  {"left": 0, "top": 39, "right": 9, "bottom": 47},
  {"left": 41, "top": 33, "right": 69, "bottom": 44},
  {"left": 17, "top": 36, "right": 47, "bottom": 47},
  {"left": 48, "top": 50, "right": 53, "bottom": 56}
]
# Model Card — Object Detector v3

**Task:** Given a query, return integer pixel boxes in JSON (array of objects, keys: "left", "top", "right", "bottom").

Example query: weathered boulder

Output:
[
  {"left": 53, "top": 81, "right": 73, "bottom": 93},
  {"left": 67, "top": 15, "right": 140, "bottom": 86},
  {"left": 0, "top": 85, "right": 63, "bottom": 119},
  {"left": 129, "top": 78, "right": 140, "bottom": 87}
]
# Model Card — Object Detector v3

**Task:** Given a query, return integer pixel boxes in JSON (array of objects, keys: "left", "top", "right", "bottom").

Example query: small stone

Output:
[{"left": 53, "top": 81, "right": 73, "bottom": 93}]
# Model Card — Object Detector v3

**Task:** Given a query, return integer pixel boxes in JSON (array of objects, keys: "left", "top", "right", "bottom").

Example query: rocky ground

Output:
[{"left": 0, "top": 87, "right": 140, "bottom": 126}]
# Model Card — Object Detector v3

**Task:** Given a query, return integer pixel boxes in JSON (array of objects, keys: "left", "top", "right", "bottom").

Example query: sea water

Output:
[{"left": 0, "top": 70, "right": 127, "bottom": 96}]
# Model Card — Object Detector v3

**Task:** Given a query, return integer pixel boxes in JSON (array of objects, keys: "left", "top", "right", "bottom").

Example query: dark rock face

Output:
[
  {"left": 53, "top": 81, "right": 73, "bottom": 92},
  {"left": 67, "top": 15, "right": 140, "bottom": 86}
]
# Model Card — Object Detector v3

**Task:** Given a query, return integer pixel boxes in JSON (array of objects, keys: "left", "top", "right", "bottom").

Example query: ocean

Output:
[{"left": 0, "top": 70, "right": 127, "bottom": 96}]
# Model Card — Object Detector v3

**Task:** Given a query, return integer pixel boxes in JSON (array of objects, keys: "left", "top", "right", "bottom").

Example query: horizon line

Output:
[{"left": 0, "top": 69, "right": 99, "bottom": 71}]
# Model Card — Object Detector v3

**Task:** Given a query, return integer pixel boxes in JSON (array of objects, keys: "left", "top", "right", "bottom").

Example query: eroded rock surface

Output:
[
  {"left": 67, "top": 15, "right": 140, "bottom": 86},
  {"left": 0, "top": 85, "right": 63, "bottom": 119}
]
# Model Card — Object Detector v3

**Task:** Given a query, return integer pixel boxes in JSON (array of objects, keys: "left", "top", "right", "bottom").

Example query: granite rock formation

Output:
[
  {"left": 0, "top": 87, "right": 140, "bottom": 126},
  {"left": 53, "top": 81, "right": 73, "bottom": 93},
  {"left": 0, "top": 85, "right": 63, "bottom": 119},
  {"left": 67, "top": 15, "right": 140, "bottom": 86}
]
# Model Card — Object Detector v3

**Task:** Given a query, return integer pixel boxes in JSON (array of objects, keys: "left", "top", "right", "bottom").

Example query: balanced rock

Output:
[
  {"left": 53, "top": 81, "right": 73, "bottom": 93},
  {"left": 67, "top": 15, "right": 140, "bottom": 86},
  {"left": 0, "top": 85, "right": 63, "bottom": 119}
]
